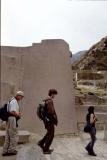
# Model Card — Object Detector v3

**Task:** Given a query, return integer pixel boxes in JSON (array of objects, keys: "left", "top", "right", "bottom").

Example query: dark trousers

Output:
[
  {"left": 39, "top": 122, "right": 55, "bottom": 151},
  {"left": 86, "top": 127, "right": 96, "bottom": 153}
]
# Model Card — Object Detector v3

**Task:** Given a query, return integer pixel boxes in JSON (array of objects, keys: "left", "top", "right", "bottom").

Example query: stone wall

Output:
[
  {"left": 76, "top": 105, "right": 107, "bottom": 124},
  {"left": 0, "top": 39, "right": 77, "bottom": 135}
]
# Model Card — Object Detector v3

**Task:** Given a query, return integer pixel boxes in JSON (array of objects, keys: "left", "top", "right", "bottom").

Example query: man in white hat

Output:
[{"left": 2, "top": 91, "right": 24, "bottom": 156}]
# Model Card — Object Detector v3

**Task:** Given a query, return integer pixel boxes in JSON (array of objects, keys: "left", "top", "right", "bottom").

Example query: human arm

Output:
[
  {"left": 46, "top": 99, "right": 58, "bottom": 125},
  {"left": 90, "top": 114, "right": 97, "bottom": 124},
  {"left": 9, "top": 100, "right": 21, "bottom": 119},
  {"left": 10, "top": 111, "right": 21, "bottom": 119}
]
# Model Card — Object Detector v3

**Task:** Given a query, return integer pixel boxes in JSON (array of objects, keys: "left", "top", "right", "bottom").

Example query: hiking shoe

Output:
[
  {"left": 85, "top": 146, "right": 90, "bottom": 153},
  {"left": 8, "top": 150, "right": 17, "bottom": 155},
  {"left": 89, "top": 152, "right": 97, "bottom": 156},
  {"left": 43, "top": 149, "right": 54, "bottom": 154},
  {"left": 49, "top": 149, "right": 54, "bottom": 152},
  {"left": 2, "top": 153, "right": 10, "bottom": 156},
  {"left": 86, "top": 148, "right": 97, "bottom": 156},
  {"left": 43, "top": 150, "right": 52, "bottom": 154},
  {"left": 2, "top": 152, "right": 17, "bottom": 156}
]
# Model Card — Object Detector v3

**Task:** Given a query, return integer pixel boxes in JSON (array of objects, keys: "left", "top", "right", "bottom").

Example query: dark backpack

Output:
[
  {"left": 0, "top": 103, "right": 10, "bottom": 121},
  {"left": 84, "top": 123, "right": 92, "bottom": 133},
  {"left": 84, "top": 114, "right": 92, "bottom": 133},
  {"left": 37, "top": 101, "right": 47, "bottom": 120}
]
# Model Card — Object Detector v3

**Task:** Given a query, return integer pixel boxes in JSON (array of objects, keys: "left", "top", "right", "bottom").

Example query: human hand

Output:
[
  {"left": 17, "top": 112, "right": 21, "bottom": 119},
  {"left": 95, "top": 118, "right": 98, "bottom": 121}
]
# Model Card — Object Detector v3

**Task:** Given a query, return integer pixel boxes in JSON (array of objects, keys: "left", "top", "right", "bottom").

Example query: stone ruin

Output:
[{"left": 0, "top": 39, "right": 77, "bottom": 135}]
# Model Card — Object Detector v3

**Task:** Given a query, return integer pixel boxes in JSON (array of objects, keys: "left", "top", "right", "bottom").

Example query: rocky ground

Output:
[{"left": 0, "top": 131, "right": 107, "bottom": 160}]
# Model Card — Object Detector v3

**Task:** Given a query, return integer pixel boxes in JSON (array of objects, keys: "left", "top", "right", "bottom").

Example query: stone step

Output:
[{"left": 0, "top": 130, "right": 30, "bottom": 146}]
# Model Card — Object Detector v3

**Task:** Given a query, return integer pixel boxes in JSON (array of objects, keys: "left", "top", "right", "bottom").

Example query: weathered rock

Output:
[
  {"left": 72, "top": 36, "right": 107, "bottom": 70},
  {"left": 1, "top": 39, "right": 77, "bottom": 134},
  {"left": 16, "top": 145, "right": 46, "bottom": 160}
]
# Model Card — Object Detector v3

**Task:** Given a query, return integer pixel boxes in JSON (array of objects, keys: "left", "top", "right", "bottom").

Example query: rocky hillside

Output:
[
  {"left": 72, "top": 36, "right": 107, "bottom": 70},
  {"left": 71, "top": 51, "right": 86, "bottom": 65}
]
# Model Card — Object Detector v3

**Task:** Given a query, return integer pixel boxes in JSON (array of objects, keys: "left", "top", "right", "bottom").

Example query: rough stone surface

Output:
[
  {"left": 1, "top": 39, "right": 77, "bottom": 134},
  {"left": 16, "top": 145, "right": 46, "bottom": 160},
  {"left": 0, "top": 130, "right": 30, "bottom": 146},
  {"left": 72, "top": 36, "right": 107, "bottom": 70},
  {"left": 0, "top": 132, "right": 107, "bottom": 160},
  {"left": 44, "top": 131, "right": 107, "bottom": 160}
]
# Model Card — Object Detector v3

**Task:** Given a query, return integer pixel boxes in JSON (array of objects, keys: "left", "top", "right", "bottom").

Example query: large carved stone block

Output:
[{"left": 1, "top": 39, "right": 77, "bottom": 134}]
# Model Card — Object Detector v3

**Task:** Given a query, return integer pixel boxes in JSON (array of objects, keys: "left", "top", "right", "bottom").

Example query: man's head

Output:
[
  {"left": 15, "top": 91, "right": 24, "bottom": 101},
  {"left": 48, "top": 89, "right": 58, "bottom": 99}
]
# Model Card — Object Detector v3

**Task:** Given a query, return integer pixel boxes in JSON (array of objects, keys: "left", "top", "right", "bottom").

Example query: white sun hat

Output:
[{"left": 16, "top": 91, "right": 24, "bottom": 97}]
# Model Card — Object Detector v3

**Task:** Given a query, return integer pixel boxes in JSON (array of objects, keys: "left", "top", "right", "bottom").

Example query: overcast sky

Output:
[{"left": 1, "top": 0, "right": 107, "bottom": 54}]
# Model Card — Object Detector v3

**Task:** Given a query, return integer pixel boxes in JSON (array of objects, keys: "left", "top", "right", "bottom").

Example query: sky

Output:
[{"left": 1, "top": 0, "right": 107, "bottom": 54}]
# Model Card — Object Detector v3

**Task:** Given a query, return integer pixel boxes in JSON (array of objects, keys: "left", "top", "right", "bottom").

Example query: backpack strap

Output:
[{"left": 7, "top": 98, "right": 14, "bottom": 112}]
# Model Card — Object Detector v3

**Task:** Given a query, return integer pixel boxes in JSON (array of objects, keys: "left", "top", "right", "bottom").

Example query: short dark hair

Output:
[{"left": 48, "top": 89, "right": 58, "bottom": 96}]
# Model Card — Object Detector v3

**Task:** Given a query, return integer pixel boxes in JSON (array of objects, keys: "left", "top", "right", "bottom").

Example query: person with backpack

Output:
[
  {"left": 2, "top": 91, "right": 24, "bottom": 156},
  {"left": 85, "top": 106, "right": 97, "bottom": 156},
  {"left": 38, "top": 89, "right": 58, "bottom": 154}
]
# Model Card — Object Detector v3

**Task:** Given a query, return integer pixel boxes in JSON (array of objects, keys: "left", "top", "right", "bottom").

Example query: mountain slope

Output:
[
  {"left": 72, "top": 36, "right": 107, "bottom": 70},
  {"left": 71, "top": 51, "right": 86, "bottom": 65}
]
